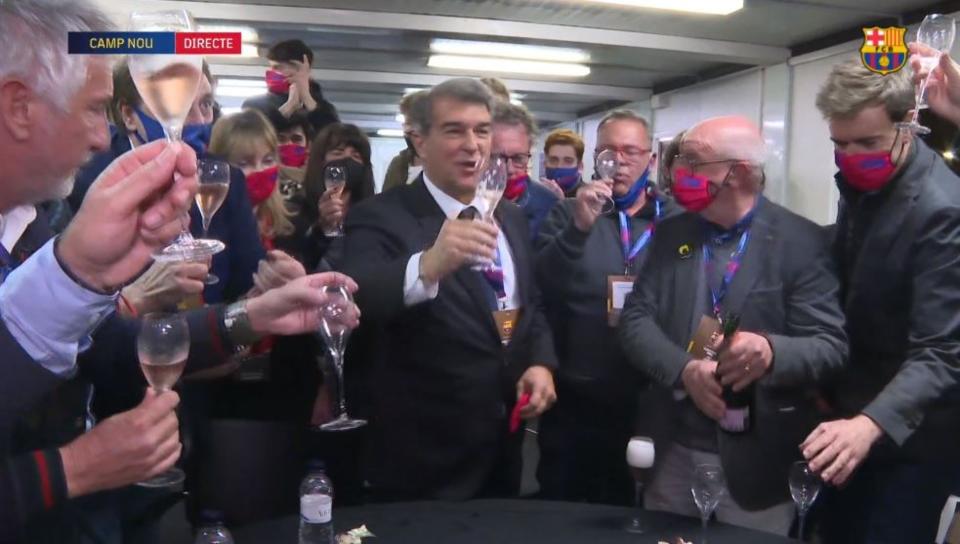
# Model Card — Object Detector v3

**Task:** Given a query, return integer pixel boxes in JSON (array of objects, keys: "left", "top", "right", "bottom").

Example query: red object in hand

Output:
[{"left": 510, "top": 393, "right": 531, "bottom": 433}]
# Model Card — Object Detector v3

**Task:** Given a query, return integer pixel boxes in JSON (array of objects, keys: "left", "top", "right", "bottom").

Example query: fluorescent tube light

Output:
[
  {"left": 430, "top": 38, "right": 589, "bottom": 63},
  {"left": 581, "top": 0, "right": 742, "bottom": 15},
  {"left": 428, "top": 55, "right": 590, "bottom": 77}
]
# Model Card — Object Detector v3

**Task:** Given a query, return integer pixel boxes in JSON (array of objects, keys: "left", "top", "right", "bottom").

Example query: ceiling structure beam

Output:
[
  {"left": 209, "top": 63, "right": 652, "bottom": 102},
  {"left": 93, "top": 0, "right": 790, "bottom": 65}
]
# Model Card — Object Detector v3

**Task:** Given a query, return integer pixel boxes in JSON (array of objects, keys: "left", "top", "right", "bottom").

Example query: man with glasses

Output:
[
  {"left": 492, "top": 102, "right": 559, "bottom": 239},
  {"left": 535, "top": 110, "right": 679, "bottom": 504},
  {"left": 618, "top": 116, "right": 846, "bottom": 535},
  {"left": 803, "top": 59, "right": 960, "bottom": 544}
]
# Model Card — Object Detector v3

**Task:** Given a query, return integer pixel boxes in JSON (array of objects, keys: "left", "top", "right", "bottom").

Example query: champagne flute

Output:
[
  {"left": 128, "top": 9, "right": 224, "bottom": 262},
  {"left": 593, "top": 149, "right": 617, "bottom": 214},
  {"left": 691, "top": 464, "right": 726, "bottom": 544},
  {"left": 317, "top": 284, "right": 366, "bottom": 431},
  {"left": 323, "top": 165, "right": 347, "bottom": 237},
  {"left": 195, "top": 159, "right": 230, "bottom": 285},
  {"left": 624, "top": 436, "right": 655, "bottom": 533},
  {"left": 789, "top": 461, "right": 822, "bottom": 541},
  {"left": 136, "top": 312, "right": 189, "bottom": 488},
  {"left": 471, "top": 154, "right": 507, "bottom": 271},
  {"left": 897, "top": 14, "right": 956, "bottom": 135}
]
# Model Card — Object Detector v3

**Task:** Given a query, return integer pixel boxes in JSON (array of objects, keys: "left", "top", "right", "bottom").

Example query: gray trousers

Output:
[{"left": 644, "top": 442, "right": 795, "bottom": 536}]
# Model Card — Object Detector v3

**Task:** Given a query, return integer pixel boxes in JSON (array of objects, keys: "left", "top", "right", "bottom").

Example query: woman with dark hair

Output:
[{"left": 302, "top": 123, "right": 377, "bottom": 270}]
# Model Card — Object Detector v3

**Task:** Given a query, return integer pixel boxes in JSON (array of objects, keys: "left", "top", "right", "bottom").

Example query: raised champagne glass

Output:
[
  {"left": 136, "top": 312, "right": 189, "bottom": 488},
  {"left": 128, "top": 9, "right": 224, "bottom": 262},
  {"left": 897, "top": 14, "right": 956, "bottom": 135},
  {"left": 195, "top": 158, "right": 230, "bottom": 284}
]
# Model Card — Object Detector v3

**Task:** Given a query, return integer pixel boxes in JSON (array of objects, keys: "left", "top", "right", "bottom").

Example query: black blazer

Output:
[
  {"left": 832, "top": 139, "right": 960, "bottom": 462},
  {"left": 339, "top": 176, "right": 558, "bottom": 500},
  {"left": 619, "top": 196, "right": 847, "bottom": 510}
]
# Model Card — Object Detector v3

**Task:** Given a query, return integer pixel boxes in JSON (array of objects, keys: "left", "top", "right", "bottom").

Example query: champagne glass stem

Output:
[
  {"left": 633, "top": 481, "right": 644, "bottom": 523},
  {"left": 701, "top": 515, "right": 709, "bottom": 544},
  {"left": 798, "top": 510, "right": 807, "bottom": 542},
  {"left": 333, "top": 351, "right": 348, "bottom": 417}
]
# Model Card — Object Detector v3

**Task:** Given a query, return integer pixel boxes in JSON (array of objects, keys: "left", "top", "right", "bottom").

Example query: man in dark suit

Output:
[
  {"left": 491, "top": 102, "right": 558, "bottom": 239},
  {"left": 535, "top": 110, "right": 680, "bottom": 505},
  {"left": 802, "top": 59, "right": 960, "bottom": 544},
  {"left": 619, "top": 116, "right": 847, "bottom": 535},
  {"left": 340, "top": 78, "right": 558, "bottom": 501}
]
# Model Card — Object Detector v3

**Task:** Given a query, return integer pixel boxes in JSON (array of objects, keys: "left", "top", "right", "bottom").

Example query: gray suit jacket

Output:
[
  {"left": 832, "top": 139, "right": 960, "bottom": 462},
  {"left": 619, "top": 196, "right": 847, "bottom": 510}
]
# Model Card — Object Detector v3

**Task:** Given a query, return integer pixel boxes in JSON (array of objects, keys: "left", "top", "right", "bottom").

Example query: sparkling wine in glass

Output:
[
  {"left": 789, "top": 461, "right": 822, "bottom": 541},
  {"left": 471, "top": 154, "right": 507, "bottom": 271},
  {"left": 692, "top": 464, "right": 726, "bottom": 544},
  {"left": 624, "top": 436, "right": 655, "bottom": 533},
  {"left": 323, "top": 165, "right": 347, "bottom": 237},
  {"left": 195, "top": 159, "right": 230, "bottom": 285},
  {"left": 593, "top": 149, "right": 618, "bottom": 214},
  {"left": 317, "top": 284, "right": 366, "bottom": 431},
  {"left": 898, "top": 14, "right": 956, "bottom": 135},
  {"left": 136, "top": 312, "right": 189, "bottom": 488},
  {"left": 129, "top": 9, "right": 224, "bottom": 262}
]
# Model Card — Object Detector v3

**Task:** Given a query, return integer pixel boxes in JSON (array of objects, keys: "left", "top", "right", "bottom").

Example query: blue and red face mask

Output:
[
  {"left": 544, "top": 167, "right": 580, "bottom": 192},
  {"left": 834, "top": 131, "right": 907, "bottom": 193},
  {"left": 132, "top": 107, "right": 212, "bottom": 157}
]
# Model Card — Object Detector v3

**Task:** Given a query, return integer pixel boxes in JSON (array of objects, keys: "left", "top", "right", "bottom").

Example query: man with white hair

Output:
[
  {"left": 0, "top": 1, "right": 362, "bottom": 540},
  {"left": 618, "top": 116, "right": 847, "bottom": 535}
]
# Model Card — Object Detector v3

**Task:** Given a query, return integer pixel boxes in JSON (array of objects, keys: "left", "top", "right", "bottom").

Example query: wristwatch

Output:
[{"left": 223, "top": 301, "right": 261, "bottom": 351}]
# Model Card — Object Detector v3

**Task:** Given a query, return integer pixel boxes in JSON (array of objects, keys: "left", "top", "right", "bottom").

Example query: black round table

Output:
[{"left": 232, "top": 499, "right": 795, "bottom": 543}]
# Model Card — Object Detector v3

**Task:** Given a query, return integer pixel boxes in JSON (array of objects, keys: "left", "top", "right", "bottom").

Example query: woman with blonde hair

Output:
[{"left": 209, "top": 109, "right": 299, "bottom": 253}]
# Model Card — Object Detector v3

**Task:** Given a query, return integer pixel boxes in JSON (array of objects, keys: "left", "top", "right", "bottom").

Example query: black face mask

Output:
[{"left": 404, "top": 134, "right": 418, "bottom": 159}]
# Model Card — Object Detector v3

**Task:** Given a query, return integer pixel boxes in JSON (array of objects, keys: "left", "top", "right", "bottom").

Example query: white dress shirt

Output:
[
  {"left": 403, "top": 173, "right": 519, "bottom": 310},
  {"left": 0, "top": 207, "right": 116, "bottom": 377}
]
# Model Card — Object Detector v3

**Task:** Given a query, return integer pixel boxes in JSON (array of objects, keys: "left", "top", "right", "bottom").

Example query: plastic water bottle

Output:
[
  {"left": 299, "top": 460, "right": 335, "bottom": 544},
  {"left": 194, "top": 510, "right": 234, "bottom": 544}
]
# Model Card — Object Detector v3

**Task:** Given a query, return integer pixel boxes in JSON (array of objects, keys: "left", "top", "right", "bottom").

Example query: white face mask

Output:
[{"left": 407, "top": 165, "right": 423, "bottom": 184}]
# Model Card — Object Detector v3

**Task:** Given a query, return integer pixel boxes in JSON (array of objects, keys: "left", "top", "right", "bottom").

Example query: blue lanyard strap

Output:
[
  {"left": 703, "top": 227, "right": 750, "bottom": 318},
  {"left": 618, "top": 198, "right": 662, "bottom": 269}
]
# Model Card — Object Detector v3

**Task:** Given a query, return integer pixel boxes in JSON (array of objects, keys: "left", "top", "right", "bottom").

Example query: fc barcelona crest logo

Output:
[{"left": 860, "top": 26, "right": 908, "bottom": 75}]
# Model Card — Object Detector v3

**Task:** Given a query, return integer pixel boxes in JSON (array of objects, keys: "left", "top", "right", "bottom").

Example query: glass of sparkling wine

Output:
[
  {"left": 317, "top": 283, "right": 366, "bottom": 432},
  {"left": 472, "top": 154, "right": 507, "bottom": 271},
  {"left": 195, "top": 159, "right": 230, "bottom": 284},
  {"left": 897, "top": 14, "right": 956, "bottom": 135},
  {"left": 128, "top": 9, "right": 224, "bottom": 262},
  {"left": 789, "top": 461, "right": 822, "bottom": 541},
  {"left": 323, "top": 165, "right": 347, "bottom": 237},
  {"left": 692, "top": 464, "right": 726, "bottom": 544},
  {"left": 136, "top": 312, "right": 189, "bottom": 488},
  {"left": 593, "top": 149, "right": 617, "bottom": 214},
  {"left": 624, "top": 436, "right": 655, "bottom": 533}
]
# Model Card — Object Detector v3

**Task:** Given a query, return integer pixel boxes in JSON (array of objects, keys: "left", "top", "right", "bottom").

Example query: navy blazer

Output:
[{"left": 69, "top": 130, "right": 265, "bottom": 303}]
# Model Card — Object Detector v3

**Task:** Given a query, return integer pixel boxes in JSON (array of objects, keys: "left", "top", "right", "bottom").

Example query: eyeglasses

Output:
[
  {"left": 595, "top": 146, "right": 651, "bottom": 163},
  {"left": 498, "top": 153, "right": 531, "bottom": 167},
  {"left": 672, "top": 155, "right": 743, "bottom": 176}
]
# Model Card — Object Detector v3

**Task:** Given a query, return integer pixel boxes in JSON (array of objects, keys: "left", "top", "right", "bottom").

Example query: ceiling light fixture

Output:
[
  {"left": 395, "top": 113, "right": 406, "bottom": 123},
  {"left": 580, "top": 0, "right": 743, "bottom": 15},
  {"left": 428, "top": 55, "right": 590, "bottom": 77},
  {"left": 215, "top": 85, "right": 266, "bottom": 99},
  {"left": 430, "top": 38, "right": 590, "bottom": 63},
  {"left": 377, "top": 129, "right": 405, "bottom": 137},
  {"left": 197, "top": 24, "right": 260, "bottom": 43},
  {"left": 216, "top": 79, "right": 267, "bottom": 89}
]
